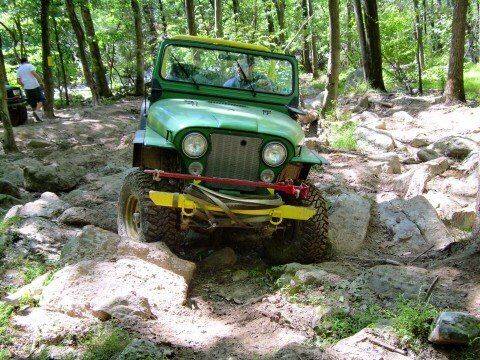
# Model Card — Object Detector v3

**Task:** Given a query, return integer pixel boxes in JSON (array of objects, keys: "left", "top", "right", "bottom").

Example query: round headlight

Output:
[
  {"left": 262, "top": 142, "right": 287, "bottom": 167},
  {"left": 182, "top": 132, "right": 207, "bottom": 158},
  {"left": 260, "top": 169, "right": 275, "bottom": 183}
]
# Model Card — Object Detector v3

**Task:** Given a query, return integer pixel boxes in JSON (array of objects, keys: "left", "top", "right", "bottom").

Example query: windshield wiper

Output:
[
  {"left": 235, "top": 60, "right": 256, "bottom": 97},
  {"left": 171, "top": 53, "right": 200, "bottom": 90}
]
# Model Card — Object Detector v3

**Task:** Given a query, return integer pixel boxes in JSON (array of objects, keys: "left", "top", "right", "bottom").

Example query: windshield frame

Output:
[{"left": 157, "top": 42, "right": 296, "bottom": 98}]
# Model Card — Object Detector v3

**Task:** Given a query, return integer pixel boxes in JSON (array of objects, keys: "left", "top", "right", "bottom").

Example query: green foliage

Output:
[
  {"left": 0, "top": 301, "right": 14, "bottom": 345},
  {"left": 22, "top": 260, "right": 47, "bottom": 284},
  {"left": 82, "top": 327, "right": 131, "bottom": 360},
  {"left": 329, "top": 121, "right": 357, "bottom": 151},
  {"left": 0, "top": 349, "right": 10, "bottom": 360}
]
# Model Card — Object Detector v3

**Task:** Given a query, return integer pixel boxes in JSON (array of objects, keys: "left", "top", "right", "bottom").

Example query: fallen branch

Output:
[
  {"left": 424, "top": 275, "right": 439, "bottom": 303},
  {"left": 410, "top": 244, "right": 435, "bottom": 263},
  {"left": 345, "top": 256, "right": 404, "bottom": 266},
  {"left": 366, "top": 335, "right": 408, "bottom": 356}
]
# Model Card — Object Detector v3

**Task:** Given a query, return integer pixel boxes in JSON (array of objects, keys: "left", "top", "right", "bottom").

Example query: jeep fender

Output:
[{"left": 133, "top": 128, "right": 177, "bottom": 168}]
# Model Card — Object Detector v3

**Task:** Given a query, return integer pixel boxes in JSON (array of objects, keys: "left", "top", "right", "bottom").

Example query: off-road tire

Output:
[
  {"left": 9, "top": 105, "right": 28, "bottom": 127},
  {"left": 117, "top": 165, "right": 182, "bottom": 247},
  {"left": 265, "top": 184, "right": 329, "bottom": 264}
]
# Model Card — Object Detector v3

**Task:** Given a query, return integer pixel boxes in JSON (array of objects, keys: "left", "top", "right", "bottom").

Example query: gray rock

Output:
[
  {"left": 26, "top": 139, "right": 52, "bottom": 149},
  {"left": 392, "top": 111, "right": 415, "bottom": 123},
  {"left": 0, "top": 180, "right": 20, "bottom": 198},
  {"left": 328, "top": 193, "right": 371, "bottom": 255},
  {"left": 58, "top": 205, "right": 117, "bottom": 232},
  {"left": 18, "top": 192, "right": 69, "bottom": 219},
  {"left": 425, "top": 191, "right": 476, "bottom": 230},
  {"left": 410, "top": 134, "right": 429, "bottom": 148},
  {"left": 23, "top": 162, "right": 86, "bottom": 192},
  {"left": 0, "top": 194, "right": 21, "bottom": 210},
  {"left": 404, "top": 157, "right": 450, "bottom": 198},
  {"left": 118, "top": 339, "right": 169, "bottom": 360},
  {"left": 432, "top": 136, "right": 478, "bottom": 160},
  {"left": 355, "top": 126, "right": 395, "bottom": 153},
  {"left": 202, "top": 247, "right": 237, "bottom": 269},
  {"left": 429, "top": 311, "right": 480, "bottom": 345},
  {"left": 376, "top": 196, "right": 455, "bottom": 255},
  {"left": 417, "top": 148, "right": 440, "bottom": 162}
]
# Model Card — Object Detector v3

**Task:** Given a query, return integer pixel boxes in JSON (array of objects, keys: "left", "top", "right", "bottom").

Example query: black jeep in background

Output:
[{"left": 6, "top": 84, "right": 28, "bottom": 126}]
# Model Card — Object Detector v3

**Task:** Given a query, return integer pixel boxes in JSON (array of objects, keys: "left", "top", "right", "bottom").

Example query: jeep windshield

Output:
[{"left": 160, "top": 44, "right": 293, "bottom": 96}]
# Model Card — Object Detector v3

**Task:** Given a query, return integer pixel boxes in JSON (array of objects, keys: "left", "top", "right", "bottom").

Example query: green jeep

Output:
[{"left": 118, "top": 35, "right": 329, "bottom": 263}]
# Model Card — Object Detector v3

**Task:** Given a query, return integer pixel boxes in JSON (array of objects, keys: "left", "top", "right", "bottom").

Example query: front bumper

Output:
[{"left": 149, "top": 190, "right": 316, "bottom": 223}]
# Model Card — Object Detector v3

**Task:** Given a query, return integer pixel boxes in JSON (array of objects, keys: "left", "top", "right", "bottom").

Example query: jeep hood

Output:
[{"left": 147, "top": 98, "right": 305, "bottom": 145}]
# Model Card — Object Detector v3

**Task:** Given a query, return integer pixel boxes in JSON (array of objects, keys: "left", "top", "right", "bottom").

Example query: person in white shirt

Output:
[{"left": 17, "top": 57, "right": 46, "bottom": 122}]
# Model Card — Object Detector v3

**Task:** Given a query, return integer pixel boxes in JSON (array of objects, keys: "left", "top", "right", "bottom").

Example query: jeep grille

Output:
[{"left": 205, "top": 133, "right": 262, "bottom": 182}]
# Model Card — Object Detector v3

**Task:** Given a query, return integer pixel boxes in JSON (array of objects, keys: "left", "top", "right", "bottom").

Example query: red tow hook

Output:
[{"left": 144, "top": 170, "right": 310, "bottom": 199}]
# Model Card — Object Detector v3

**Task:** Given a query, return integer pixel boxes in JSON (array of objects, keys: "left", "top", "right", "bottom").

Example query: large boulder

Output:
[
  {"left": 429, "top": 311, "right": 480, "bottom": 345},
  {"left": 8, "top": 217, "right": 77, "bottom": 261},
  {"left": 376, "top": 196, "right": 455, "bottom": 256},
  {"left": 58, "top": 205, "right": 117, "bottom": 232},
  {"left": 327, "top": 193, "right": 371, "bottom": 255},
  {"left": 355, "top": 126, "right": 396, "bottom": 154},
  {"left": 432, "top": 136, "right": 478, "bottom": 160},
  {"left": 17, "top": 192, "right": 69, "bottom": 219},
  {"left": 201, "top": 247, "right": 237, "bottom": 269},
  {"left": 0, "top": 180, "right": 20, "bottom": 198},
  {"left": 425, "top": 191, "right": 476, "bottom": 230},
  {"left": 23, "top": 162, "right": 86, "bottom": 192}
]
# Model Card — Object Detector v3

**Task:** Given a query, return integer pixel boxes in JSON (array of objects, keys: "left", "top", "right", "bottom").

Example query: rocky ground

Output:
[{"left": 0, "top": 92, "right": 479, "bottom": 359}]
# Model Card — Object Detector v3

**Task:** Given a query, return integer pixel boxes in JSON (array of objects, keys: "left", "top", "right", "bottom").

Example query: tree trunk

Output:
[
  {"left": 158, "top": 0, "right": 168, "bottom": 35},
  {"left": 40, "top": 0, "right": 55, "bottom": 118},
  {"left": 65, "top": 0, "right": 100, "bottom": 105},
  {"left": 362, "top": 0, "right": 386, "bottom": 91},
  {"left": 52, "top": 15, "right": 69, "bottom": 106},
  {"left": 214, "top": 0, "right": 223, "bottom": 37},
  {"left": 466, "top": 22, "right": 478, "bottom": 63},
  {"left": 13, "top": 17, "right": 26, "bottom": 58},
  {"left": 274, "top": 0, "right": 286, "bottom": 44},
  {"left": 80, "top": 0, "right": 112, "bottom": 98},
  {"left": 264, "top": 0, "right": 276, "bottom": 42},
  {"left": 143, "top": 2, "right": 158, "bottom": 46},
  {"left": 0, "top": 36, "right": 18, "bottom": 153},
  {"left": 353, "top": 0, "right": 371, "bottom": 81},
  {"left": 346, "top": 0, "right": 353, "bottom": 57},
  {"left": 232, "top": 0, "right": 240, "bottom": 21},
  {"left": 445, "top": 0, "right": 468, "bottom": 103},
  {"left": 131, "top": 0, "right": 145, "bottom": 96},
  {"left": 322, "top": 0, "right": 340, "bottom": 116},
  {"left": 414, "top": 0, "right": 424, "bottom": 93},
  {"left": 301, "top": 0, "right": 313, "bottom": 73},
  {"left": 185, "top": 0, "right": 197, "bottom": 36},
  {"left": 307, "top": 0, "right": 318, "bottom": 78}
]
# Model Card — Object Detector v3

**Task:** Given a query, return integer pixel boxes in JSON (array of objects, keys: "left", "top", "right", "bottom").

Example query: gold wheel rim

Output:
[{"left": 125, "top": 194, "right": 140, "bottom": 239}]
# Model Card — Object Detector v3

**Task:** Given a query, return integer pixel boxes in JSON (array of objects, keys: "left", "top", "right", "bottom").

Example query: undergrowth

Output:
[{"left": 81, "top": 327, "right": 131, "bottom": 360}]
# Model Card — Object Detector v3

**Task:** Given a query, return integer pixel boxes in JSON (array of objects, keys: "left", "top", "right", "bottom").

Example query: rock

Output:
[
  {"left": 18, "top": 192, "right": 69, "bottom": 219},
  {"left": 354, "top": 95, "right": 370, "bottom": 112},
  {"left": 311, "top": 91, "right": 325, "bottom": 110},
  {"left": 404, "top": 157, "right": 450, "bottom": 198},
  {"left": 3, "top": 204, "right": 22, "bottom": 221},
  {"left": 0, "top": 194, "right": 21, "bottom": 210},
  {"left": 4, "top": 272, "right": 51, "bottom": 305},
  {"left": 355, "top": 126, "right": 395, "bottom": 153},
  {"left": 428, "top": 311, "right": 480, "bottom": 345},
  {"left": 202, "top": 247, "right": 237, "bottom": 269},
  {"left": 425, "top": 191, "right": 476, "bottom": 229},
  {"left": 328, "top": 193, "right": 371, "bottom": 255},
  {"left": 58, "top": 205, "right": 117, "bottom": 231},
  {"left": 410, "top": 133, "right": 429, "bottom": 148},
  {"left": 0, "top": 180, "right": 20, "bottom": 198},
  {"left": 376, "top": 196, "right": 455, "bottom": 255},
  {"left": 432, "top": 136, "right": 478, "bottom": 160},
  {"left": 11, "top": 308, "right": 96, "bottom": 345},
  {"left": 118, "top": 339, "right": 168, "bottom": 360},
  {"left": 457, "top": 151, "right": 479, "bottom": 173},
  {"left": 61, "top": 225, "right": 195, "bottom": 282},
  {"left": 298, "top": 109, "right": 318, "bottom": 124},
  {"left": 417, "top": 148, "right": 439, "bottom": 162},
  {"left": 325, "top": 327, "right": 410, "bottom": 360},
  {"left": 26, "top": 139, "right": 52, "bottom": 149},
  {"left": 392, "top": 111, "right": 415, "bottom": 123},
  {"left": 23, "top": 162, "right": 86, "bottom": 192},
  {"left": 369, "top": 153, "right": 402, "bottom": 174}
]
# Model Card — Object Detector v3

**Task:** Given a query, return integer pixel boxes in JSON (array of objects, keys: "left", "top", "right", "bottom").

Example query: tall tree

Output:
[
  {"left": 322, "top": 0, "right": 340, "bottom": 115},
  {"left": 353, "top": 0, "right": 371, "bottom": 81},
  {"left": 65, "top": 0, "right": 100, "bottom": 105},
  {"left": 264, "top": 0, "right": 275, "bottom": 42},
  {"left": 307, "top": 0, "right": 318, "bottom": 78},
  {"left": 214, "top": 0, "right": 223, "bottom": 37},
  {"left": 301, "top": 0, "right": 313, "bottom": 73},
  {"left": 80, "top": 0, "right": 112, "bottom": 98},
  {"left": 185, "top": 0, "right": 197, "bottom": 36},
  {"left": 52, "top": 15, "right": 69, "bottom": 106},
  {"left": 158, "top": 0, "right": 168, "bottom": 35},
  {"left": 0, "top": 36, "right": 18, "bottom": 153},
  {"left": 413, "top": 0, "right": 424, "bottom": 93},
  {"left": 274, "top": 0, "right": 286, "bottom": 44},
  {"left": 232, "top": 0, "right": 240, "bottom": 21},
  {"left": 362, "top": 0, "right": 386, "bottom": 91},
  {"left": 131, "top": 0, "right": 145, "bottom": 96},
  {"left": 40, "top": 0, "right": 55, "bottom": 118},
  {"left": 445, "top": 0, "right": 469, "bottom": 103}
]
